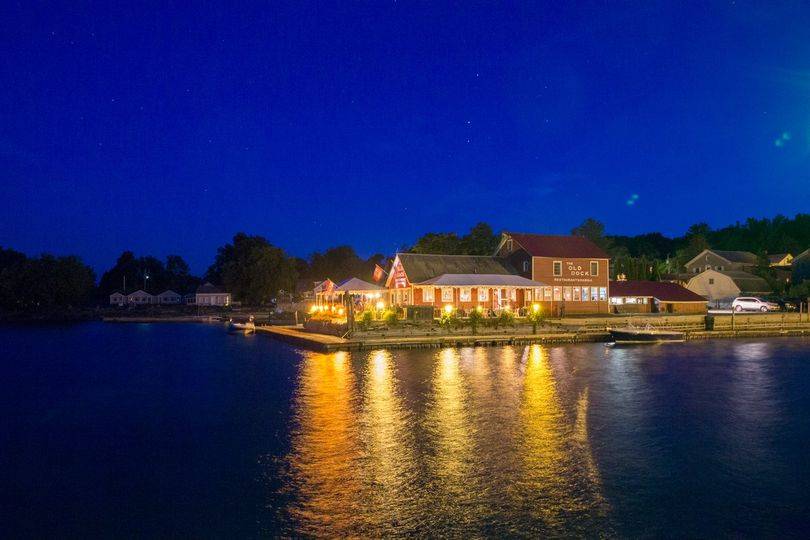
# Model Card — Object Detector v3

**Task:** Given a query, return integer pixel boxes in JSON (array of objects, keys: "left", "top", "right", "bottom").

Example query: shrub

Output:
[
  {"left": 496, "top": 310, "right": 515, "bottom": 329},
  {"left": 468, "top": 308, "right": 483, "bottom": 335},
  {"left": 358, "top": 310, "right": 373, "bottom": 331},
  {"left": 383, "top": 309, "right": 399, "bottom": 326},
  {"left": 527, "top": 308, "right": 546, "bottom": 334},
  {"left": 439, "top": 311, "right": 459, "bottom": 333}
]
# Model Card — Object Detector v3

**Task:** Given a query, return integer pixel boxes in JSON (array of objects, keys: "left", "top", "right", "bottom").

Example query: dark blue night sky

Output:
[{"left": 2, "top": 2, "right": 809, "bottom": 273}]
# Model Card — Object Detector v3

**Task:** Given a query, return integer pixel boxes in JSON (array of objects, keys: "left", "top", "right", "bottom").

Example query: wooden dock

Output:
[
  {"left": 258, "top": 322, "right": 810, "bottom": 352},
  {"left": 257, "top": 325, "right": 609, "bottom": 352}
]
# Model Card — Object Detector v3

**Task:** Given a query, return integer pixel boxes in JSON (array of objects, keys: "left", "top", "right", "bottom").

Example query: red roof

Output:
[
  {"left": 610, "top": 280, "right": 706, "bottom": 302},
  {"left": 507, "top": 232, "right": 609, "bottom": 259}
]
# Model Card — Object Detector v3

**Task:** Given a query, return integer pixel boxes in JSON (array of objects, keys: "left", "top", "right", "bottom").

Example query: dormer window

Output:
[{"left": 523, "top": 260, "right": 529, "bottom": 272}]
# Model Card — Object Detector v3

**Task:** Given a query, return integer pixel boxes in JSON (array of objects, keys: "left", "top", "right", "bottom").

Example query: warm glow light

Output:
[
  {"left": 443, "top": 304, "right": 454, "bottom": 314},
  {"left": 337, "top": 308, "right": 345, "bottom": 316},
  {"left": 476, "top": 305, "right": 483, "bottom": 313},
  {"left": 309, "top": 305, "right": 318, "bottom": 313},
  {"left": 532, "top": 303, "right": 541, "bottom": 313},
  {"left": 375, "top": 300, "right": 385, "bottom": 310}
]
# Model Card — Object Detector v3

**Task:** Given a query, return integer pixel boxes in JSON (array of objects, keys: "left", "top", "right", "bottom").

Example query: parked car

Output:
[
  {"left": 763, "top": 296, "right": 798, "bottom": 312},
  {"left": 731, "top": 297, "right": 780, "bottom": 312}
]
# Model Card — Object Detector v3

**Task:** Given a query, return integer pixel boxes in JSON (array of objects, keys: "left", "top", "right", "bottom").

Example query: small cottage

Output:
[{"left": 156, "top": 290, "right": 182, "bottom": 304}]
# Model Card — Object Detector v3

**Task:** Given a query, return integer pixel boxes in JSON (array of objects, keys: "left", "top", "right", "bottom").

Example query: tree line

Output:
[{"left": 1, "top": 213, "right": 808, "bottom": 312}]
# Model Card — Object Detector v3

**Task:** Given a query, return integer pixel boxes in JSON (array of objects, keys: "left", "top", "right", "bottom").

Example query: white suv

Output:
[{"left": 731, "top": 297, "right": 779, "bottom": 312}]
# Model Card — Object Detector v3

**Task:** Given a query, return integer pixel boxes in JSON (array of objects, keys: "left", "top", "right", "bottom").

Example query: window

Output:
[
  {"left": 708, "top": 278, "right": 714, "bottom": 285},
  {"left": 599, "top": 287, "right": 607, "bottom": 301},
  {"left": 553, "top": 287, "right": 562, "bottom": 301},
  {"left": 563, "top": 287, "right": 572, "bottom": 301},
  {"left": 423, "top": 287, "right": 434, "bottom": 303},
  {"left": 477, "top": 288, "right": 489, "bottom": 301},
  {"left": 525, "top": 289, "right": 532, "bottom": 301},
  {"left": 553, "top": 261, "right": 562, "bottom": 276},
  {"left": 610, "top": 297, "right": 621, "bottom": 305},
  {"left": 544, "top": 287, "right": 552, "bottom": 300},
  {"left": 510, "top": 289, "right": 517, "bottom": 301},
  {"left": 460, "top": 288, "right": 471, "bottom": 302},
  {"left": 441, "top": 288, "right": 453, "bottom": 302},
  {"left": 590, "top": 261, "right": 599, "bottom": 276},
  {"left": 582, "top": 287, "right": 589, "bottom": 301},
  {"left": 591, "top": 288, "right": 598, "bottom": 301},
  {"left": 523, "top": 260, "right": 529, "bottom": 272},
  {"left": 506, "top": 239, "right": 513, "bottom": 252},
  {"left": 573, "top": 287, "right": 581, "bottom": 301}
]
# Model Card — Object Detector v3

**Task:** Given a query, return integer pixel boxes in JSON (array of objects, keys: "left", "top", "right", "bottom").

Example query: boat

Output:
[
  {"left": 609, "top": 324, "right": 684, "bottom": 344},
  {"left": 227, "top": 316, "right": 256, "bottom": 335}
]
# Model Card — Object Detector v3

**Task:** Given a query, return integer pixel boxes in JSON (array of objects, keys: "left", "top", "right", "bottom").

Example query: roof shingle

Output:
[{"left": 506, "top": 232, "right": 609, "bottom": 259}]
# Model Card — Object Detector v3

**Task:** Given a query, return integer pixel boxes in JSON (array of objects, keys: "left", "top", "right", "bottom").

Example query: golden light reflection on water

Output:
[
  {"left": 284, "top": 350, "right": 364, "bottom": 536},
  {"left": 280, "top": 345, "right": 610, "bottom": 535}
]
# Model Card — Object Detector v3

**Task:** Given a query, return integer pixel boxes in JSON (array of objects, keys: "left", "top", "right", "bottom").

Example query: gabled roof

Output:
[
  {"left": 768, "top": 253, "right": 791, "bottom": 264},
  {"left": 335, "top": 277, "right": 383, "bottom": 292},
  {"left": 127, "top": 289, "right": 153, "bottom": 297},
  {"left": 689, "top": 269, "right": 771, "bottom": 293},
  {"left": 394, "top": 253, "right": 515, "bottom": 284},
  {"left": 794, "top": 248, "right": 810, "bottom": 262},
  {"left": 712, "top": 250, "right": 758, "bottom": 264},
  {"left": 109, "top": 290, "right": 126, "bottom": 296},
  {"left": 196, "top": 282, "right": 224, "bottom": 294},
  {"left": 504, "top": 232, "right": 609, "bottom": 259},
  {"left": 610, "top": 280, "right": 706, "bottom": 302},
  {"left": 157, "top": 290, "right": 181, "bottom": 297},
  {"left": 418, "top": 273, "right": 546, "bottom": 287},
  {"left": 687, "top": 249, "right": 758, "bottom": 267}
]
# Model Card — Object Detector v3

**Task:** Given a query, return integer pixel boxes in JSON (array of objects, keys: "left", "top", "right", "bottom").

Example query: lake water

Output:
[{"left": 3, "top": 323, "right": 810, "bottom": 537}]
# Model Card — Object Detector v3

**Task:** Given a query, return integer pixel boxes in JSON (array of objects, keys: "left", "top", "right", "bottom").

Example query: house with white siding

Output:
[
  {"left": 195, "top": 282, "right": 231, "bottom": 306},
  {"left": 127, "top": 290, "right": 155, "bottom": 305},
  {"left": 156, "top": 290, "right": 182, "bottom": 304},
  {"left": 109, "top": 291, "right": 127, "bottom": 306}
]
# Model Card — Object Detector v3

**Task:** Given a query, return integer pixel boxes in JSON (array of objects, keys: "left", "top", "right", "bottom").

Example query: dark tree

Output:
[{"left": 206, "top": 233, "right": 297, "bottom": 304}]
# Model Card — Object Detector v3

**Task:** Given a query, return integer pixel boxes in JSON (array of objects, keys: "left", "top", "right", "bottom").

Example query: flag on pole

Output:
[{"left": 372, "top": 264, "right": 385, "bottom": 282}]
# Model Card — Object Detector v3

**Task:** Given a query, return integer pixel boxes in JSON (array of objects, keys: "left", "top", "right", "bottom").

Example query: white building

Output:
[
  {"left": 127, "top": 290, "right": 155, "bottom": 305},
  {"left": 195, "top": 282, "right": 231, "bottom": 306},
  {"left": 156, "top": 290, "right": 182, "bottom": 304},
  {"left": 686, "top": 269, "right": 771, "bottom": 306},
  {"left": 109, "top": 291, "right": 127, "bottom": 306}
]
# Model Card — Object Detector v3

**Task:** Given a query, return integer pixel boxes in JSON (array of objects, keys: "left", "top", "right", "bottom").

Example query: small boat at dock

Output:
[
  {"left": 609, "top": 325, "right": 684, "bottom": 344},
  {"left": 227, "top": 316, "right": 255, "bottom": 335}
]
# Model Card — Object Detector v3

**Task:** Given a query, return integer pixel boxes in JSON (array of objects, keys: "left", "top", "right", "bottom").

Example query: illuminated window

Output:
[
  {"left": 525, "top": 289, "right": 532, "bottom": 301},
  {"left": 423, "top": 287, "right": 434, "bottom": 303},
  {"left": 441, "top": 288, "right": 453, "bottom": 302},
  {"left": 573, "top": 287, "right": 581, "bottom": 301},
  {"left": 582, "top": 287, "right": 589, "bottom": 301},
  {"left": 599, "top": 287, "right": 607, "bottom": 301},
  {"left": 590, "top": 261, "right": 598, "bottom": 276},
  {"left": 460, "top": 288, "right": 471, "bottom": 302},
  {"left": 563, "top": 287, "right": 572, "bottom": 301},
  {"left": 510, "top": 289, "right": 517, "bottom": 301},
  {"left": 591, "top": 288, "right": 598, "bottom": 301},
  {"left": 553, "top": 287, "right": 562, "bottom": 301},
  {"left": 553, "top": 261, "right": 562, "bottom": 276},
  {"left": 544, "top": 287, "right": 552, "bottom": 300},
  {"left": 478, "top": 288, "right": 489, "bottom": 301}
]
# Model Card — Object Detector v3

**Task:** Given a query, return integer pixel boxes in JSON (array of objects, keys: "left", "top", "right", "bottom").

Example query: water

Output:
[{"left": 3, "top": 323, "right": 810, "bottom": 537}]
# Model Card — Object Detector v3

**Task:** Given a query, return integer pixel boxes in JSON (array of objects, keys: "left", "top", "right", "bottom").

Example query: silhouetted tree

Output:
[{"left": 206, "top": 233, "right": 297, "bottom": 304}]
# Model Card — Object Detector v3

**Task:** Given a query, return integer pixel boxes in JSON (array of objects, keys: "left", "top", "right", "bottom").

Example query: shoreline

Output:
[{"left": 256, "top": 324, "right": 810, "bottom": 352}]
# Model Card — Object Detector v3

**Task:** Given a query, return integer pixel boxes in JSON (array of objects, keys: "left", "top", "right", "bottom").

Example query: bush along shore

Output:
[{"left": 278, "top": 312, "right": 810, "bottom": 352}]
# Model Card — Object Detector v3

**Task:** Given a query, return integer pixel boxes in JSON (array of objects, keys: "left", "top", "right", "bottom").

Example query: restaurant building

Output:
[
  {"left": 495, "top": 232, "right": 611, "bottom": 315},
  {"left": 609, "top": 280, "right": 707, "bottom": 314},
  {"left": 385, "top": 253, "right": 545, "bottom": 313}
]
